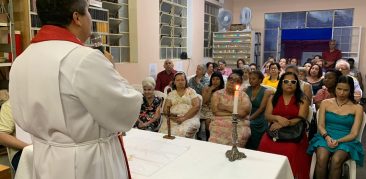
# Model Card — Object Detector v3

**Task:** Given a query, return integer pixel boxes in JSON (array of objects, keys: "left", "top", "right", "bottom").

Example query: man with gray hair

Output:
[
  {"left": 335, "top": 59, "right": 362, "bottom": 101},
  {"left": 155, "top": 59, "right": 177, "bottom": 92}
]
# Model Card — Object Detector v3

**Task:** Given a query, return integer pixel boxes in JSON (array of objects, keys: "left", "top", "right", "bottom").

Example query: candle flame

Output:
[{"left": 235, "top": 85, "right": 240, "bottom": 90}]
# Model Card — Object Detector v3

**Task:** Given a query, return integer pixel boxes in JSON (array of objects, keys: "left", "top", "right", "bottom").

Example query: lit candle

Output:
[{"left": 233, "top": 85, "right": 239, "bottom": 114}]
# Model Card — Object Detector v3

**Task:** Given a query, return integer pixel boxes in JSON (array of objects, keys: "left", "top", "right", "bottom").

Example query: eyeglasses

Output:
[{"left": 283, "top": 80, "right": 297, "bottom": 85}]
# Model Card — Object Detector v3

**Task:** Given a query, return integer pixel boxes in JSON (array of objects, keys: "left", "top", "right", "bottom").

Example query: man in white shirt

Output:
[
  {"left": 335, "top": 59, "right": 363, "bottom": 101},
  {"left": 9, "top": 0, "right": 142, "bottom": 178}
]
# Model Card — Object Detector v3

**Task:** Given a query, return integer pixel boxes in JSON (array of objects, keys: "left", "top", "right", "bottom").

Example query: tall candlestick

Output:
[{"left": 233, "top": 85, "right": 239, "bottom": 114}]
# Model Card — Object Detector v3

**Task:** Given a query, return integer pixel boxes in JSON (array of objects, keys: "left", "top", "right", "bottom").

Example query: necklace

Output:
[{"left": 335, "top": 98, "right": 349, "bottom": 107}]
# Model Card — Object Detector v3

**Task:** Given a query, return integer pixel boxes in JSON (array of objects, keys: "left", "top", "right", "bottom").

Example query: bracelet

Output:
[{"left": 322, "top": 133, "right": 328, "bottom": 138}]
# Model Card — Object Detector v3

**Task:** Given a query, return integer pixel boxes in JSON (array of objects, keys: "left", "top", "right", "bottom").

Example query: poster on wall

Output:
[
  {"left": 149, "top": 63, "right": 157, "bottom": 79},
  {"left": 176, "top": 61, "right": 183, "bottom": 72}
]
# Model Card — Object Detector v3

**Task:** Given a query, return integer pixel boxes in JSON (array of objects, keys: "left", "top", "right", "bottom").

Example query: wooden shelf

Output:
[{"left": 213, "top": 31, "right": 255, "bottom": 64}]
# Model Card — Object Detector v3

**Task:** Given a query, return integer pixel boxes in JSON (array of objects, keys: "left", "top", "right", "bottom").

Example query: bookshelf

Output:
[
  {"left": 212, "top": 31, "right": 255, "bottom": 67},
  {"left": 0, "top": 0, "right": 16, "bottom": 84},
  {"left": 102, "top": 0, "right": 130, "bottom": 63},
  {"left": 25, "top": 0, "right": 132, "bottom": 63},
  {"left": 160, "top": 0, "right": 187, "bottom": 59}
]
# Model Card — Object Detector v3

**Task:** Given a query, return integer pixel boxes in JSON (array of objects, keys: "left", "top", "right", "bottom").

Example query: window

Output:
[
  {"left": 263, "top": 9, "right": 354, "bottom": 61},
  {"left": 264, "top": 13, "right": 281, "bottom": 29},
  {"left": 306, "top": 10, "right": 333, "bottom": 28},
  {"left": 160, "top": 0, "right": 187, "bottom": 59},
  {"left": 334, "top": 9, "right": 354, "bottom": 27},
  {"left": 281, "top": 12, "right": 306, "bottom": 29},
  {"left": 203, "top": 2, "right": 219, "bottom": 57}
]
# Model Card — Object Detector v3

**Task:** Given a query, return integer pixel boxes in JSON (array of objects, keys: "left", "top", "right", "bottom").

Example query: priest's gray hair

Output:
[{"left": 142, "top": 77, "right": 156, "bottom": 88}]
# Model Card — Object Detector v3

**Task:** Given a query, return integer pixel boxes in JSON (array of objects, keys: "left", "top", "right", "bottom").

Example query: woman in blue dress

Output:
[
  {"left": 308, "top": 75, "right": 364, "bottom": 179},
  {"left": 245, "top": 71, "right": 272, "bottom": 150}
]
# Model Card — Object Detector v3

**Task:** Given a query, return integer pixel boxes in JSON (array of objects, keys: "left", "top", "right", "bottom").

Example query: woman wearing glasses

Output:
[
  {"left": 159, "top": 72, "right": 201, "bottom": 138},
  {"left": 258, "top": 72, "right": 311, "bottom": 179},
  {"left": 209, "top": 70, "right": 252, "bottom": 147},
  {"left": 308, "top": 76, "right": 364, "bottom": 179},
  {"left": 262, "top": 62, "right": 281, "bottom": 89}
]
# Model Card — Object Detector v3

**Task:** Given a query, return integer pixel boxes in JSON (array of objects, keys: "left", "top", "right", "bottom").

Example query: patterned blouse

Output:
[{"left": 135, "top": 96, "right": 163, "bottom": 131}]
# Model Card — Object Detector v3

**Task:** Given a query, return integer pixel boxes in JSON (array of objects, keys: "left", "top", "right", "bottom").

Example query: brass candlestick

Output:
[
  {"left": 163, "top": 114, "right": 175, "bottom": 140},
  {"left": 226, "top": 114, "right": 246, "bottom": 161}
]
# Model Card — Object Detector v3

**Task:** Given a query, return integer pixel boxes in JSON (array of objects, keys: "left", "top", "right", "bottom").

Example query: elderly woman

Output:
[
  {"left": 134, "top": 77, "right": 163, "bottom": 132},
  {"left": 258, "top": 72, "right": 311, "bottom": 179},
  {"left": 209, "top": 71, "right": 252, "bottom": 147},
  {"left": 245, "top": 71, "right": 272, "bottom": 150},
  {"left": 159, "top": 72, "right": 201, "bottom": 138},
  {"left": 308, "top": 76, "right": 364, "bottom": 179},
  {"left": 188, "top": 64, "right": 209, "bottom": 95}
]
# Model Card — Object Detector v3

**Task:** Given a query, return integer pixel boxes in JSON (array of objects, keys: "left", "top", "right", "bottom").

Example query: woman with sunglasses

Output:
[
  {"left": 159, "top": 72, "right": 201, "bottom": 138},
  {"left": 258, "top": 72, "right": 311, "bottom": 179},
  {"left": 209, "top": 70, "right": 252, "bottom": 147},
  {"left": 308, "top": 76, "right": 364, "bottom": 179}
]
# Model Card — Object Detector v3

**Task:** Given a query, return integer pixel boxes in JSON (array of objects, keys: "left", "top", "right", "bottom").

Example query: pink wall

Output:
[
  {"left": 115, "top": 0, "right": 205, "bottom": 85},
  {"left": 228, "top": 0, "right": 366, "bottom": 90}
]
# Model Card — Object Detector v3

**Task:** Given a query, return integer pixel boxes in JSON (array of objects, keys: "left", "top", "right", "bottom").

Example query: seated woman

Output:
[
  {"left": 201, "top": 72, "right": 225, "bottom": 140},
  {"left": 258, "top": 72, "right": 311, "bottom": 179},
  {"left": 313, "top": 69, "right": 342, "bottom": 109},
  {"left": 306, "top": 64, "right": 323, "bottom": 95},
  {"left": 308, "top": 76, "right": 364, "bottom": 179},
  {"left": 239, "top": 65, "right": 250, "bottom": 91},
  {"left": 134, "top": 77, "right": 163, "bottom": 132},
  {"left": 285, "top": 65, "right": 313, "bottom": 104},
  {"left": 159, "top": 72, "right": 201, "bottom": 138},
  {"left": 209, "top": 71, "right": 251, "bottom": 147},
  {"left": 245, "top": 71, "right": 272, "bottom": 150},
  {"left": 188, "top": 64, "right": 209, "bottom": 95},
  {"left": 262, "top": 62, "right": 280, "bottom": 89}
]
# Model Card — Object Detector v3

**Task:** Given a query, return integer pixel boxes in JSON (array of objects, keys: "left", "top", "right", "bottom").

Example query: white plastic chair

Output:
[
  {"left": 131, "top": 84, "right": 143, "bottom": 93},
  {"left": 310, "top": 111, "right": 366, "bottom": 179},
  {"left": 153, "top": 90, "right": 167, "bottom": 132}
]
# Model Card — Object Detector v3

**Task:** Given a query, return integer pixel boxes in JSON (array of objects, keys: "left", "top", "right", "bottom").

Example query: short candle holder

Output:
[{"left": 163, "top": 114, "right": 175, "bottom": 140}]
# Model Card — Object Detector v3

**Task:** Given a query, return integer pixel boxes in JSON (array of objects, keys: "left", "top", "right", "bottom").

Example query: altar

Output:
[{"left": 15, "top": 129, "right": 294, "bottom": 179}]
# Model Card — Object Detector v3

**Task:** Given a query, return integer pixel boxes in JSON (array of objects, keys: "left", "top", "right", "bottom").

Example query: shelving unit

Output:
[
  {"left": 26, "top": 0, "right": 131, "bottom": 63},
  {"left": 212, "top": 31, "right": 255, "bottom": 67},
  {"left": 0, "top": 0, "right": 16, "bottom": 68},
  {"left": 160, "top": 0, "right": 187, "bottom": 59},
  {"left": 102, "top": 0, "right": 130, "bottom": 63}
]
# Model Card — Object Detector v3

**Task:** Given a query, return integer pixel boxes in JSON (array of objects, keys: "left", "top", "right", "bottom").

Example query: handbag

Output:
[{"left": 266, "top": 119, "right": 306, "bottom": 143}]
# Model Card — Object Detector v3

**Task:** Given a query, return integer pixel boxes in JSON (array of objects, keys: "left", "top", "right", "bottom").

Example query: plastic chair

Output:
[
  {"left": 131, "top": 84, "right": 143, "bottom": 93},
  {"left": 310, "top": 111, "right": 366, "bottom": 179},
  {"left": 154, "top": 90, "right": 166, "bottom": 132}
]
